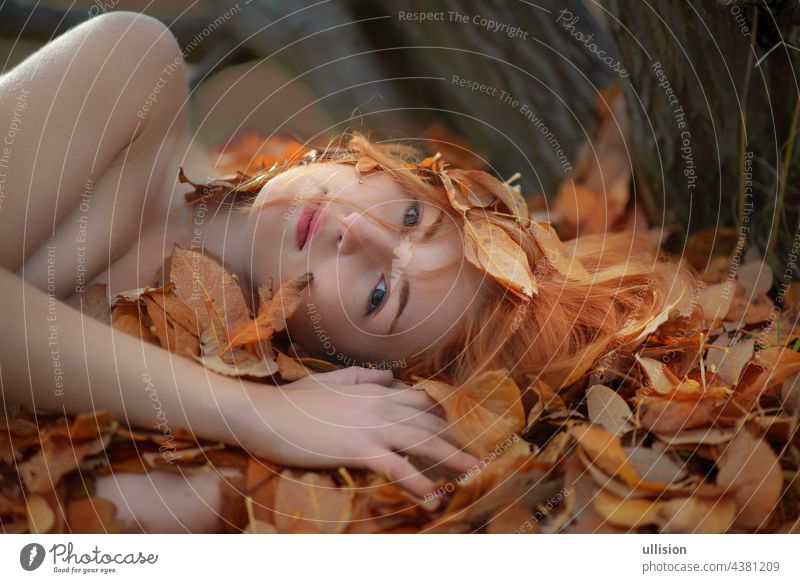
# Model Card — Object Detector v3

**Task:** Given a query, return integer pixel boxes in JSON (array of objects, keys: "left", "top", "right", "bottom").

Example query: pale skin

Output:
[{"left": 0, "top": 12, "right": 483, "bottom": 531}]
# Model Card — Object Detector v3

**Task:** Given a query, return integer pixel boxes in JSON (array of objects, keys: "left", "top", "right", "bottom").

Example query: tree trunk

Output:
[
  {"left": 604, "top": 0, "right": 800, "bottom": 272},
  {"left": 216, "top": 0, "right": 613, "bottom": 195}
]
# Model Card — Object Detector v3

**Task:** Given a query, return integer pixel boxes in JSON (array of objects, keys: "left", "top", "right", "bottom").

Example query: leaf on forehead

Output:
[
  {"left": 439, "top": 171, "right": 471, "bottom": 213},
  {"left": 418, "top": 369, "right": 525, "bottom": 458},
  {"left": 463, "top": 217, "right": 537, "bottom": 298},
  {"left": 448, "top": 169, "right": 528, "bottom": 222},
  {"left": 226, "top": 273, "right": 313, "bottom": 350},
  {"left": 417, "top": 152, "right": 445, "bottom": 173},
  {"left": 529, "top": 221, "right": 589, "bottom": 280},
  {"left": 178, "top": 167, "right": 255, "bottom": 204},
  {"left": 170, "top": 245, "right": 251, "bottom": 334},
  {"left": 447, "top": 169, "right": 495, "bottom": 208}
]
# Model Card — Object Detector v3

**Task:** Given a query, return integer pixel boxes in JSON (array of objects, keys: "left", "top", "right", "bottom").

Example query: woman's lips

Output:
[{"left": 295, "top": 199, "right": 327, "bottom": 250}]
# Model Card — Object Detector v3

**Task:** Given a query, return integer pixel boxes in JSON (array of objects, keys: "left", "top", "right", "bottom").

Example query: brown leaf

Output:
[
  {"left": 716, "top": 427, "right": 783, "bottom": 529},
  {"left": 486, "top": 502, "right": 539, "bottom": 534},
  {"left": 19, "top": 440, "right": 92, "bottom": 494},
  {"left": 111, "top": 303, "right": 159, "bottom": 345},
  {"left": 227, "top": 273, "right": 312, "bottom": 350},
  {"left": 586, "top": 384, "right": 633, "bottom": 436},
  {"left": 276, "top": 351, "right": 312, "bottom": 381},
  {"left": 737, "top": 260, "right": 773, "bottom": 297},
  {"left": 636, "top": 355, "right": 680, "bottom": 393},
  {"left": 197, "top": 327, "right": 278, "bottom": 378},
  {"left": 447, "top": 169, "right": 528, "bottom": 221},
  {"left": 143, "top": 293, "right": 201, "bottom": 357},
  {"left": 699, "top": 283, "right": 734, "bottom": 325},
  {"left": 571, "top": 425, "right": 683, "bottom": 493},
  {"left": 637, "top": 396, "right": 720, "bottom": 434},
  {"left": 463, "top": 217, "right": 536, "bottom": 298},
  {"left": 706, "top": 333, "right": 755, "bottom": 386},
  {"left": 274, "top": 471, "right": 353, "bottom": 534},
  {"left": 26, "top": 495, "right": 56, "bottom": 533},
  {"left": 66, "top": 497, "right": 124, "bottom": 534},
  {"left": 529, "top": 221, "right": 589, "bottom": 280},
  {"left": 170, "top": 245, "right": 251, "bottom": 334},
  {"left": 592, "top": 490, "right": 735, "bottom": 533},
  {"left": 420, "top": 369, "right": 525, "bottom": 457}
]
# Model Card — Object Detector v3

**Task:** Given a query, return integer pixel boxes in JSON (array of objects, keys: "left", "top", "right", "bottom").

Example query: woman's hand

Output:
[{"left": 232, "top": 366, "right": 480, "bottom": 498}]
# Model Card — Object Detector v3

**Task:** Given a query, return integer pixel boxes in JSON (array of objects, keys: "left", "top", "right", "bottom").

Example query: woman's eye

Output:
[
  {"left": 403, "top": 201, "right": 420, "bottom": 227},
  {"left": 367, "top": 277, "right": 388, "bottom": 315}
]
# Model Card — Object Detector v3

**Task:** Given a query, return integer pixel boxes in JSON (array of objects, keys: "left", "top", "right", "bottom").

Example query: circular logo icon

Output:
[{"left": 20, "top": 543, "right": 46, "bottom": 571}]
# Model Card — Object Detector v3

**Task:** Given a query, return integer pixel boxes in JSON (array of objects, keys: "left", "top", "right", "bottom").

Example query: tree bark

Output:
[{"left": 604, "top": 0, "right": 800, "bottom": 271}]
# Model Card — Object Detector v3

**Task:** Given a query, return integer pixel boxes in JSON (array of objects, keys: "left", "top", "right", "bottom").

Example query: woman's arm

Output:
[
  {"left": 0, "top": 265, "right": 243, "bottom": 445},
  {"left": 1, "top": 267, "right": 478, "bottom": 496}
]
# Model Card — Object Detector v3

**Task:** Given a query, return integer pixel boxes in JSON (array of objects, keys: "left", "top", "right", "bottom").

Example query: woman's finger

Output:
[
  {"left": 310, "top": 366, "right": 394, "bottom": 387},
  {"left": 388, "top": 427, "right": 480, "bottom": 475},
  {"left": 364, "top": 449, "right": 436, "bottom": 499},
  {"left": 385, "top": 387, "right": 442, "bottom": 412},
  {"left": 389, "top": 405, "right": 463, "bottom": 446}
]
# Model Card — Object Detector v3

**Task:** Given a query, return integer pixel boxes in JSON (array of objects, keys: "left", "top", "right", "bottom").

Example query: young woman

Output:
[{"left": 0, "top": 12, "right": 693, "bottom": 532}]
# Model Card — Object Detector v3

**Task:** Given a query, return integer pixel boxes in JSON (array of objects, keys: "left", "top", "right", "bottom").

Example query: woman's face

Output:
[{"left": 243, "top": 162, "right": 484, "bottom": 366}]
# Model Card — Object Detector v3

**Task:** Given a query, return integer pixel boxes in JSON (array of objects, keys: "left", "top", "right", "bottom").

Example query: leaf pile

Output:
[
  {"left": 2, "top": 240, "right": 798, "bottom": 533},
  {"left": 4, "top": 116, "right": 800, "bottom": 534}
]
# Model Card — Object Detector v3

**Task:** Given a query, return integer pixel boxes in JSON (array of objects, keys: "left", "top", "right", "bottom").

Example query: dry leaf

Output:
[
  {"left": 170, "top": 245, "right": 251, "bottom": 334},
  {"left": 586, "top": 384, "right": 633, "bottom": 435},
  {"left": 529, "top": 221, "right": 589, "bottom": 280},
  {"left": 716, "top": 427, "right": 782, "bottom": 529},
  {"left": 66, "top": 497, "right": 124, "bottom": 534},
  {"left": 699, "top": 283, "right": 734, "bottom": 325},
  {"left": 274, "top": 471, "right": 353, "bottom": 534},
  {"left": 463, "top": 218, "right": 537, "bottom": 298},
  {"left": 636, "top": 355, "right": 680, "bottom": 393},
  {"left": 276, "top": 351, "right": 312, "bottom": 381},
  {"left": 226, "top": 273, "right": 312, "bottom": 350},
  {"left": 26, "top": 495, "right": 55, "bottom": 534},
  {"left": 737, "top": 261, "right": 773, "bottom": 297},
  {"left": 706, "top": 333, "right": 755, "bottom": 386},
  {"left": 419, "top": 369, "right": 525, "bottom": 458}
]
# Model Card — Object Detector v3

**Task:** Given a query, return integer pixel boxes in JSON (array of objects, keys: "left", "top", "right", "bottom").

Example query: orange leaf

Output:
[
  {"left": 463, "top": 217, "right": 536, "bottom": 298},
  {"left": 419, "top": 369, "right": 525, "bottom": 457}
]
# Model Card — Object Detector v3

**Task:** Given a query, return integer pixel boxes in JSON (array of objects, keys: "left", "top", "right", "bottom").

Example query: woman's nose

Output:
[{"left": 337, "top": 211, "right": 397, "bottom": 259}]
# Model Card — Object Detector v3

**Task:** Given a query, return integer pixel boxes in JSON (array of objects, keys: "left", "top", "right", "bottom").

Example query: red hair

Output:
[{"left": 218, "top": 133, "right": 700, "bottom": 397}]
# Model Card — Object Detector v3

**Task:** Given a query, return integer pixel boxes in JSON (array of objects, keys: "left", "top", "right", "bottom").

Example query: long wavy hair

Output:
[{"left": 201, "top": 132, "right": 700, "bottom": 398}]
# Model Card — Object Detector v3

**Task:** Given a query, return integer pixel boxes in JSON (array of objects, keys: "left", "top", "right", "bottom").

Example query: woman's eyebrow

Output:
[{"left": 387, "top": 277, "right": 410, "bottom": 335}]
